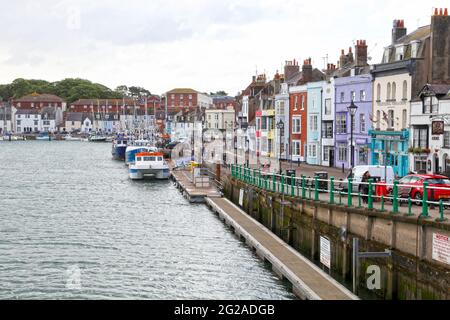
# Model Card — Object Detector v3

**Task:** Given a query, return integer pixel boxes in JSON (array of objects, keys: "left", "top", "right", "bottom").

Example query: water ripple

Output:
[{"left": 0, "top": 141, "right": 295, "bottom": 300}]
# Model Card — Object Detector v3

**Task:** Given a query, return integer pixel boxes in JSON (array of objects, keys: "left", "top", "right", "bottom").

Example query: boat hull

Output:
[
  {"left": 128, "top": 167, "right": 170, "bottom": 180},
  {"left": 125, "top": 147, "right": 153, "bottom": 165},
  {"left": 112, "top": 145, "right": 127, "bottom": 161}
]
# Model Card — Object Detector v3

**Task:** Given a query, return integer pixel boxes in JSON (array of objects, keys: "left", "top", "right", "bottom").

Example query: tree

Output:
[
  {"left": 210, "top": 90, "right": 228, "bottom": 96},
  {"left": 128, "top": 86, "right": 151, "bottom": 99}
]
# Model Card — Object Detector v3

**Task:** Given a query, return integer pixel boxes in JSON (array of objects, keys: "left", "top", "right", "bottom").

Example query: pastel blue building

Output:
[{"left": 306, "top": 81, "right": 325, "bottom": 165}]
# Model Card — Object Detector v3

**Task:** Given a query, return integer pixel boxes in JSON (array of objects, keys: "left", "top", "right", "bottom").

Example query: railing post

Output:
[
  {"left": 330, "top": 177, "right": 335, "bottom": 204},
  {"left": 436, "top": 200, "right": 448, "bottom": 222},
  {"left": 368, "top": 179, "right": 373, "bottom": 210},
  {"left": 421, "top": 181, "right": 429, "bottom": 218},
  {"left": 291, "top": 174, "right": 295, "bottom": 197},
  {"left": 301, "top": 175, "right": 306, "bottom": 199},
  {"left": 347, "top": 178, "right": 353, "bottom": 207},
  {"left": 258, "top": 170, "right": 262, "bottom": 188},
  {"left": 314, "top": 176, "right": 319, "bottom": 201},
  {"left": 381, "top": 196, "right": 385, "bottom": 212},
  {"left": 358, "top": 192, "right": 362, "bottom": 208},
  {"left": 407, "top": 197, "right": 413, "bottom": 216},
  {"left": 392, "top": 180, "right": 399, "bottom": 214},
  {"left": 281, "top": 175, "right": 285, "bottom": 194},
  {"left": 272, "top": 174, "right": 276, "bottom": 192},
  {"left": 339, "top": 191, "right": 343, "bottom": 205}
]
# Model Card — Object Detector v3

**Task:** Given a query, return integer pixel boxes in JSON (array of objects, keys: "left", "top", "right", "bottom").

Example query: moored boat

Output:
[
  {"left": 111, "top": 138, "right": 128, "bottom": 161},
  {"left": 36, "top": 133, "right": 52, "bottom": 141},
  {"left": 128, "top": 151, "right": 170, "bottom": 180},
  {"left": 64, "top": 134, "right": 82, "bottom": 141},
  {"left": 89, "top": 134, "right": 107, "bottom": 142},
  {"left": 125, "top": 140, "right": 158, "bottom": 165}
]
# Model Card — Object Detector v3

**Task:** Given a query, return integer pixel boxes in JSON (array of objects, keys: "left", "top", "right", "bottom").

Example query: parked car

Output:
[
  {"left": 339, "top": 165, "right": 395, "bottom": 193},
  {"left": 390, "top": 174, "right": 450, "bottom": 205}
]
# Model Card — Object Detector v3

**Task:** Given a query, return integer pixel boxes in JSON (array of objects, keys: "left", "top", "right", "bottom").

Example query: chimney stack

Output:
[
  {"left": 392, "top": 19, "right": 407, "bottom": 44},
  {"left": 355, "top": 39, "right": 368, "bottom": 67},
  {"left": 284, "top": 59, "right": 300, "bottom": 82},
  {"left": 301, "top": 58, "right": 313, "bottom": 83},
  {"left": 430, "top": 8, "right": 450, "bottom": 83}
]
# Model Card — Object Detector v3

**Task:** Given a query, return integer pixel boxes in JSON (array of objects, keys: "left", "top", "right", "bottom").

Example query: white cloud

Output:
[{"left": 0, "top": 0, "right": 448, "bottom": 96}]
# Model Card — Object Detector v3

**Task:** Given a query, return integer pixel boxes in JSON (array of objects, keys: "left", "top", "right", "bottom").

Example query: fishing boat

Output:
[
  {"left": 128, "top": 151, "right": 170, "bottom": 180},
  {"left": 125, "top": 140, "right": 157, "bottom": 165},
  {"left": 111, "top": 138, "right": 128, "bottom": 161}
]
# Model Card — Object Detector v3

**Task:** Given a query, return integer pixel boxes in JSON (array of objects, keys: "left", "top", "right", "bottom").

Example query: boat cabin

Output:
[{"left": 135, "top": 152, "right": 165, "bottom": 164}]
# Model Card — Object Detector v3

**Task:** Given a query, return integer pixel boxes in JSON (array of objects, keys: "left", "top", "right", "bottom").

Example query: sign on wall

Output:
[
  {"left": 239, "top": 189, "right": 244, "bottom": 207},
  {"left": 432, "top": 121, "right": 444, "bottom": 135},
  {"left": 432, "top": 233, "right": 450, "bottom": 265},
  {"left": 320, "top": 236, "right": 331, "bottom": 269}
]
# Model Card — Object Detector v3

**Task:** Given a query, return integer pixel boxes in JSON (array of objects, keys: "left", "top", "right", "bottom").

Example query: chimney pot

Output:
[
  {"left": 440, "top": 8, "right": 443, "bottom": 15},
  {"left": 349, "top": 47, "right": 352, "bottom": 53},
  {"left": 445, "top": 8, "right": 448, "bottom": 16},
  {"left": 435, "top": 8, "right": 438, "bottom": 15},
  {"left": 341, "top": 49, "right": 344, "bottom": 55}
]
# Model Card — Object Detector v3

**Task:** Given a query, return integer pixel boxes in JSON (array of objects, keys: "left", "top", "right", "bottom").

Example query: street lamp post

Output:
[
  {"left": 276, "top": 119, "right": 284, "bottom": 174},
  {"left": 348, "top": 100, "right": 358, "bottom": 168}
]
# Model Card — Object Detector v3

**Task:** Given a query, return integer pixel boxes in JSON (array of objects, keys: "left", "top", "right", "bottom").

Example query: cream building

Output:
[{"left": 205, "top": 107, "right": 235, "bottom": 130}]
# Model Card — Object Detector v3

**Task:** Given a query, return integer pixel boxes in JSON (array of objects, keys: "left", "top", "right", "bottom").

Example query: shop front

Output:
[{"left": 369, "top": 129, "right": 409, "bottom": 177}]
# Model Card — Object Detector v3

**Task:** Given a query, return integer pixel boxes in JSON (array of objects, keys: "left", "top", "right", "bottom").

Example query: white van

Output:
[{"left": 340, "top": 165, "right": 395, "bottom": 193}]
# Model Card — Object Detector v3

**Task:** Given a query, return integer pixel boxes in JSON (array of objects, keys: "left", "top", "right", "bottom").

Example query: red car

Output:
[{"left": 394, "top": 174, "right": 450, "bottom": 205}]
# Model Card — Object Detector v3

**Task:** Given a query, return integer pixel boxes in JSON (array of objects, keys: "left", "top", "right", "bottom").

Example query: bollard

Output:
[
  {"left": 392, "top": 180, "right": 399, "bottom": 214},
  {"left": 291, "top": 174, "right": 295, "bottom": 197},
  {"left": 301, "top": 175, "right": 306, "bottom": 199},
  {"left": 368, "top": 179, "right": 373, "bottom": 210},
  {"left": 330, "top": 177, "right": 335, "bottom": 204},
  {"left": 347, "top": 178, "right": 353, "bottom": 207},
  {"left": 314, "top": 176, "right": 319, "bottom": 201},
  {"left": 421, "top": 182, "right": 429, "bottom": 218}
]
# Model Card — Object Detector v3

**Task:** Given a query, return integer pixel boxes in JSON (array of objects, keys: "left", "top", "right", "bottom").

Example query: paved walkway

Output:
[{"left": 207, "top": 197, "right": 358, "bottom": 300}]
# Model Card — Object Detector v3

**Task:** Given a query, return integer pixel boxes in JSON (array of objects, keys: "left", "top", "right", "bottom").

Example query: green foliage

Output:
[
  {"left": 115, "top": 85, "right": 151, "bottom": 99},
  {"left": 0, "top": 78, "right": 126, "bottom": 103},
  {"left": 210, "top": 90, "right": 228, "bottom": 96}
]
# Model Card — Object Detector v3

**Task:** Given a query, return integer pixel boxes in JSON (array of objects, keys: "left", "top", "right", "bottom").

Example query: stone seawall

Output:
[{"left": 225, "top": 178, "right": 450, "bottom": 300}]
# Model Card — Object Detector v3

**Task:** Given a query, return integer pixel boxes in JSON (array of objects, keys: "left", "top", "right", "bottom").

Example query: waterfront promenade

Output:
[{"left": 206, "top": 197, "right": 358, "bottom": 300}]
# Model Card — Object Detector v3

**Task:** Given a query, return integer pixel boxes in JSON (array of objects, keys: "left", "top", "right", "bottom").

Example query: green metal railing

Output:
[{"left": 231, "top": 164, "right": 449, "bottom": 220}]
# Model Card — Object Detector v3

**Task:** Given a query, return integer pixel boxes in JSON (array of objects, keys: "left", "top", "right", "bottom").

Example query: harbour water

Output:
[{"left": 0, "top": 141, "right": 295, "bottom": 299}]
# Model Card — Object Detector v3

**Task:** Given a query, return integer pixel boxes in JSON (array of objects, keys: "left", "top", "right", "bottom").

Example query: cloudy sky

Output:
[{"left": 0, "top": 0, "right": 447, "bottom": 96}]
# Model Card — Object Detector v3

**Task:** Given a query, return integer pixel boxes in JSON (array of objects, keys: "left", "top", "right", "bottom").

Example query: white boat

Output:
[
  {"left": 128, "top": 151, "right": 170, "bottom": 180},
  {"left": 89, "top": 134, "right": 107, "bottom": 142},
  {"left": 125, "top": 140, "right": 158, "bottom": 165},
  {"left": 64, "top": 134, "right": 82, "bottom": 141}
]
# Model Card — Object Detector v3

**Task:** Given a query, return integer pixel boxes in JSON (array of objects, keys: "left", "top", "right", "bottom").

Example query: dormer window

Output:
[
  {"left": 383, "top": 47, "right": 391, "bottom": 63},
  {"left": 423, "top": 96, "right": 438, "bottom": 114},
  {"left": 411, "top": 40, "right": 420, "bottom": 59},
  {"left": 395, "top": 45, "right": 405, "bottom": 61}
]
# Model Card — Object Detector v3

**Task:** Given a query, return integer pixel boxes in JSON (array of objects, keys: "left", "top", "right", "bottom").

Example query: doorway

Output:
[
  {"left": 434, "top": 153, "right": 440, "bottom": 174},
  {"left": 329, "top": 149, "right": 335, "bottom": 167}
]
